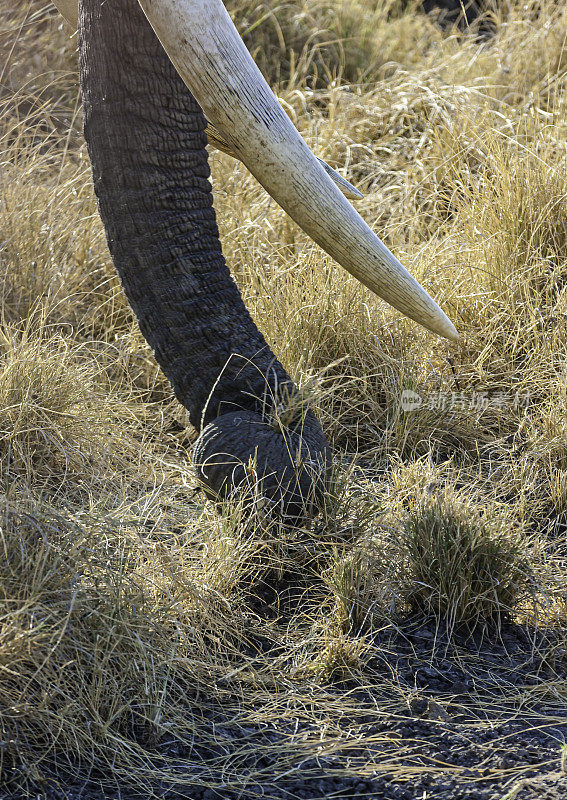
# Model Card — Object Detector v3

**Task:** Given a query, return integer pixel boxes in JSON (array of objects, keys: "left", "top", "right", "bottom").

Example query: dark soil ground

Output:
[
  {"left": 10, "top": 707, "right": 566, "bottom": 799},
  {"left": 5, "top": 619, "right": 566, "bottom": 800}
]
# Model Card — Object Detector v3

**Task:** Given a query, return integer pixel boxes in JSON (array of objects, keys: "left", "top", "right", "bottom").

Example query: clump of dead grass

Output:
[
  {"left": 0, "top": 498, "right": 255, "bottom": 794},
  {"left": 230, "top": 0, "right": 446, "bottom": 88},
  {"left": 0, "top": 322, "right": 162, "bottom": 499},
  {"left": 397, "top": 495, "right": 532, "bottom": 630}
]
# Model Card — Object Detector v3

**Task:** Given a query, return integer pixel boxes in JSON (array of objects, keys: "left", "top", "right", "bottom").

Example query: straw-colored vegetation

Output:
[{"left": 1, "top": 0, "right": 566, "bottom": 795}]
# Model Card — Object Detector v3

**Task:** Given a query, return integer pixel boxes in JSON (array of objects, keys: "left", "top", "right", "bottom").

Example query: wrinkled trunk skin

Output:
[{"left": 79, "top": 0, "right": 329, "bottom": 521}]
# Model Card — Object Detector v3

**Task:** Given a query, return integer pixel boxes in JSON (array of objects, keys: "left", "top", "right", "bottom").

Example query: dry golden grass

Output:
[{"left": 1, "top": 0, "right": 567, "bottom": 795}]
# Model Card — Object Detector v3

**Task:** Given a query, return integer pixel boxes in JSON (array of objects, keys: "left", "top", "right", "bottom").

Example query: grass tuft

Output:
[{"left": 398, "top": 497, "right": 533, "bottom": 630}]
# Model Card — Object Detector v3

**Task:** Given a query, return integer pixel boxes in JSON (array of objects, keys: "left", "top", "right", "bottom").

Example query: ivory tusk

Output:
[
  {"left": 205, "top": 122, "right": 363, "bottom": 201},
  {"left": 138, "top": 0, "right": 458, "bottom": 340}
]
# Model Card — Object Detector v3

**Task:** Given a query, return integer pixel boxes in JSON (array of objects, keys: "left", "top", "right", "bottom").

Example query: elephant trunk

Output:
[{"left": 79, "top": 0, "right": 329, "bottom": 521}]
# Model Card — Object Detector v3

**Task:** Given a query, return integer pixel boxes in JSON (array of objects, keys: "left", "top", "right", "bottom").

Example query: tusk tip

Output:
[
  {"left": 315, "top": 158, "right": 363, "bottom": 200},
  {"left": 346, "top": 185, "right": 364, "bottom": 200},
  {"left": 433, "top": 315, "right": 459, "bottom": 342}
]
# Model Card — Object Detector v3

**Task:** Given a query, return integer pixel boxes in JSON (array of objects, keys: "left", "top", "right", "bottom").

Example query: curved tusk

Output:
[
  {"left": 139, "top": 0, "right": 458, "bottom": 341},
  {"left": 205, "top": 122, "right": 363, "bottom": 201},
  {"left": 52, "top": 0, "right": 458, "bottom": 340}
]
